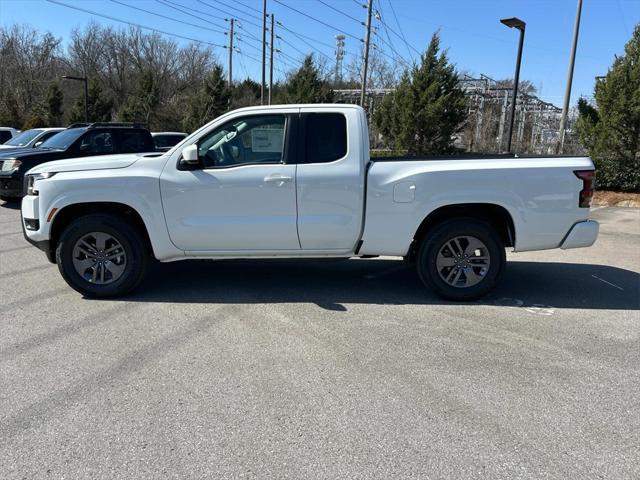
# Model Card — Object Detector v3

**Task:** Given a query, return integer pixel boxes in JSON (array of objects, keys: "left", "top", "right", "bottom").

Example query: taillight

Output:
[{"left": 574, "top": 170, "right": 595, "bottom": 208}]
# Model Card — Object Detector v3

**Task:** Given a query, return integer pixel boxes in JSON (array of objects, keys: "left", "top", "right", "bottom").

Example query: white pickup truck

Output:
[{"left": 21, "top": 104, "right": 598, "bottom": 300}]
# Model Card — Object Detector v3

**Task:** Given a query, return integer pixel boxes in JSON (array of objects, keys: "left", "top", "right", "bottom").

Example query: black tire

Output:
[
  {"left": 56, "top": 214, "right": 148, "bottom": 298},
  {"left": 0, "top": 195, "right": 19, "bottom": 202},
  {"left": 416, "top": 218, "right": 506, "bottom": 301}
]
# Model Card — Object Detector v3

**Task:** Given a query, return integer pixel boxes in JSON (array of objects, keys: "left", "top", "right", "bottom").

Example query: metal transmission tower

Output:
[{"left": 335, "top": 34, "right": 345, "bottom": 84}]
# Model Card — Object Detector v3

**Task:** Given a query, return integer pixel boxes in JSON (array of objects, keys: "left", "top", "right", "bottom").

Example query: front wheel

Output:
[
  {"left": 417, "top": 218, "right": 506, "bottom": 301},
  {"left": 56, "top": 214, "right": 148, "bottom": 298}
]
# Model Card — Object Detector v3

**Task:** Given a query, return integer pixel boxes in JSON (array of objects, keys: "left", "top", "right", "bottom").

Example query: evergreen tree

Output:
[
  {"left": 283, "top": 55, "right": 334, "bottom": 104},
  {"left": 374, "top": 33, "right": 467, "bottom": 154},
  {"left": 22, "top": 113, "right": 48, "bottom": 129},
  {"left": 46, "top": 82, "right": 64, "bottom": 126},
  {"left": 231, "top": 78, "right": 261, "bottom": 108},
  {"left": 67, "top": 80, "right": 113, "bottom": 124},
  {"left": 576, "top": 24, "right": 640, "bottom": 192},
  {"left": 118, "top": 70, "right": 160, "bottom": 127},
  {"left": 182, "top": 65, "right": 230, "bottom": 132}
]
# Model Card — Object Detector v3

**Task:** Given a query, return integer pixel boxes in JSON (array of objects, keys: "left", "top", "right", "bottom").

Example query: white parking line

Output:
[{"left": 591, "top": 274, "right": 624, "bottom": 291}]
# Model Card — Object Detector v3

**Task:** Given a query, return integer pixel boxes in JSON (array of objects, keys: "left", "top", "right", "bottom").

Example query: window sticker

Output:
[{"left": 251, "top": 128, "right": 284, "bottom": 152}]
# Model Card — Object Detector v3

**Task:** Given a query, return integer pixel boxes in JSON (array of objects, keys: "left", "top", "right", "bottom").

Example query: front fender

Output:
[{"left": 26, "top": 171, "right": 184, "bottom": 261}]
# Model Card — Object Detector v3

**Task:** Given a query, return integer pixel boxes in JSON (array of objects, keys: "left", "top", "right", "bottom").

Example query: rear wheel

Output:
[
  {"left": 417, "top": 218, "right": 505, "bottom": 301},
  {"left": 56, "top": 214, "right": 148, "bottom": 298}
]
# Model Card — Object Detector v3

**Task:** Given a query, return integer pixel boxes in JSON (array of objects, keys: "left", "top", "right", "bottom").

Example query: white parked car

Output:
[
  {"left": 21, "top": 104, "right": 598, "bottom": 299},
  {"left": 0, "top": 127, "right": 65, "bottom": 152},
  {"left": 0, "top": 127, "right": 20, "bottom": 144}
]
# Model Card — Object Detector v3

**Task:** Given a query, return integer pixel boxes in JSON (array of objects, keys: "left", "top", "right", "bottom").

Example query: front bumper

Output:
[
  {"left": 21, "top": 207, "right": 55, "bottom": 263},
  {"left": 560, "top": 220, "right": 599, "bottom": 249},
  {"left": 0, "top": 174, "right": 24, "bottom": 198}
]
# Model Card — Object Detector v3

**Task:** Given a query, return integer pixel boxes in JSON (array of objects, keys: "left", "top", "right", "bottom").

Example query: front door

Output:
[{"left": 160, "top": 112, "right": 300, "bottom": 251}]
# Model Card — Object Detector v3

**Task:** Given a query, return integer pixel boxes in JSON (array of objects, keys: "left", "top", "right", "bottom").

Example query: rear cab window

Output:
[{"left": 303, "top": 113, "right": 347, "bottom": 164}]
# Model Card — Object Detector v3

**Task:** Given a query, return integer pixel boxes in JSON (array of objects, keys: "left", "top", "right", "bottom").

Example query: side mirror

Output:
[{"left": 180, "top": 144, "right": 199, "bottom": 166}]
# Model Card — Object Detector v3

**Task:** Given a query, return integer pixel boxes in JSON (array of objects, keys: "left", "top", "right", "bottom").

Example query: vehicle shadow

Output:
[
  {"left": 0, "top": 199, "right": 20, "bottom": 210},
  {"left": 124, "top": 258, "right": 639, "bottom": 311}
]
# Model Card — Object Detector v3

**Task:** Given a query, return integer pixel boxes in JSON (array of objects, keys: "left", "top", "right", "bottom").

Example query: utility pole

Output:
[
  {"left": 335, "top": 34, "right": 345, "bottom": 85},
  {"left": 359, "top": 0, "right": 373, "bottom": 108},
  {"left": 228, "top": 18, "right": 234, "bottom": 86},
  {"left": 261, "top": 0, "right": 267, "bottom": 105},
  {"left": 62, "top": 75, "right": 89, "bottom": 122},
  {"left": 557, "top": 0, "right": 583, "bottom": 154},
  {"left": 269, "top": 13, "right": 274, "bottom": 105}
]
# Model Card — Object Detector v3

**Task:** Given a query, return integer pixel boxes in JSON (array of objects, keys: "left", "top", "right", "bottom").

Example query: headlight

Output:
[
  {"left": 0, "top": 159, "right": 21, "bottom": 172},
  {"left": 26, "top": 172, "right": 56, "bottom": 196}
]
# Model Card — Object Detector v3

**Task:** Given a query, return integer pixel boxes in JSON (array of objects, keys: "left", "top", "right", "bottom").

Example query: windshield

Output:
[
  {"left": 39, "top": 128, "right": 85, "bottom": 150},
  {"left": 4, "top": 129, "right": 43, "bottom": 147}
]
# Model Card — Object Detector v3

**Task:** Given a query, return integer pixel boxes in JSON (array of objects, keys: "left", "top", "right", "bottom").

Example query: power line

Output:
[
  {"left": 197, "top": 0, "right": 263, "bottom": 28},
  {"left": 155, "top": 0, "right": 228, "bottom": 29},
  {"left": 272, "top": 0, "right": 361, "bottom": 42},
  {"left": 46, "top": 0, "right": 226, "bottom": 48},
  {"left": 209, "top": 0, "right": 264, "bottom": 22},
  {"left": 234, "top": 0, "right": 263, "bottom": 16},
  {"left": 372, "top": 7, "right": 411, "bottom": 68},
  {"left": 235, "top": 22, "right": 263, "bottom": 43},
  {"left": 111, "top": 0, "right": 226, "bottom": 35},
  {"left": 384, "top": 0, "right": 416, "bottom": 61},
  {"left": 235, "top": 35, "right": 264, "bottom": 56},
  {"left": 276, "top": 21, "right": 359, "bottom": 61},
  {"left": 315, "top": 0, "right": 362, "bottom": 25},
  {"left": 278, "top": 36, "right": 312, "bottom": 60},
  {"left": 236, "top": 49, "right": 260, "bottom": 64},
  {"left": 156, "top": 0, "right": 229, "bottom": 23}
]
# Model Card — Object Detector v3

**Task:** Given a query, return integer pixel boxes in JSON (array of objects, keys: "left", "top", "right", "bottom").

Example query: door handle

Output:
[{"left": 264, "top": 174, "right": 293, "bottom": 184}]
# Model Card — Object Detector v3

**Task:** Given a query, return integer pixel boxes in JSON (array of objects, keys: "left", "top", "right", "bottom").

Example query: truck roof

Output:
[{"left": 226, "top": 104, "right": 365, "bottom": 114}]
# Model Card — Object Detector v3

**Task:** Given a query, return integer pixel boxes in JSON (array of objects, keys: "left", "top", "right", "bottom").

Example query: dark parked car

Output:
[
  {"left": 151, "top": 131, "right": 188, "bottom": 152},
  {"left": 0, "top": 123, "right": 155, "bottom": 201}
]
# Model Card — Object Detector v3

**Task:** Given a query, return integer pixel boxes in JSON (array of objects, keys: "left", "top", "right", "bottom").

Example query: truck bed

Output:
[{"left": 370, "top": 153, "right": 586, "bottom": 162}]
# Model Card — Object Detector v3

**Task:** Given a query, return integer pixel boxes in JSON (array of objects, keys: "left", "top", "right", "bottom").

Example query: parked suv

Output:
[{"left": 0, "top": 123, "right": 155, "bottom": 201}]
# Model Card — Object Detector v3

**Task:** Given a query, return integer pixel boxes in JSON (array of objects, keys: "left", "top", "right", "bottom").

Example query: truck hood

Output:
[{"left": 26, "top": 153, "right": 155, "bottom": 175}]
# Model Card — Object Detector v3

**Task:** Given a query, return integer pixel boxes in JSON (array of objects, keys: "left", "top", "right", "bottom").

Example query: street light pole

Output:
[
  {"left": 557, "top": 0, "right": 583, "bottom": 154},
  {"left": 500, "top": 17, "right": 526, "bottom": 153},
  {"left": 62, "top": 75, "right": 89, "bottom": 122}
]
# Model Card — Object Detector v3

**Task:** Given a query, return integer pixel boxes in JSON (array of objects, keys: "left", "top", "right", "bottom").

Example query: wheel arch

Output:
[
  {"left": 48, "top": 202, "right": 155, "bottom": 263},
  {"left": 407, "top": 203, "right": 515, "bottom": 262}
]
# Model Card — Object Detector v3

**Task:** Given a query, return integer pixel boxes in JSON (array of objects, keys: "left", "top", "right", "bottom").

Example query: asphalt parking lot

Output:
[{"left": 1, "top": 203, "right": 638, "bottom": 479}]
